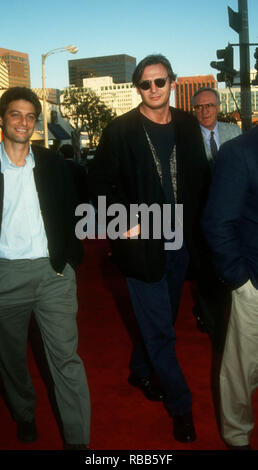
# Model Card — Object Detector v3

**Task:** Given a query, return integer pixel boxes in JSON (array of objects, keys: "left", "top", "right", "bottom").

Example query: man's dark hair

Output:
[
  {"left": 0, "top": 87, "right": 42, "bottom": 119},
  {"left": 59, "top": 144, "right": 74, "bottom": 159},
  {"left": 132, "top": 54, "right": 177, "bottom": 87}
]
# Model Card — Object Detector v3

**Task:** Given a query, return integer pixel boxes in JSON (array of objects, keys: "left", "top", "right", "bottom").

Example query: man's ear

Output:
[{"left": 170, "top": 81, "right": 176, "bottom": 91}]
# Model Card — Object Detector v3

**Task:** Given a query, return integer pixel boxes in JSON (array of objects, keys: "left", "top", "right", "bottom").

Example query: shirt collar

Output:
[
  {"left": 0, "top": 141, "right": 35, "bottom": 173},
  {"left": 200, "top": 122, "right": 219, "bottom": 140}
]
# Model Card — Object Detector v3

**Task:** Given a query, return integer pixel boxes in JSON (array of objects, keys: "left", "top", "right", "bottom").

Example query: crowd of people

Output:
[{"left": 0, "top": 53, "right": 257, "bottom": 451}]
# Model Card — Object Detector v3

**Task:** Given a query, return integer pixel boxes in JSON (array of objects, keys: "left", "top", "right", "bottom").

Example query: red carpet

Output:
[{"left": 0, "top": 239, "right": 257, "bottom": 451}]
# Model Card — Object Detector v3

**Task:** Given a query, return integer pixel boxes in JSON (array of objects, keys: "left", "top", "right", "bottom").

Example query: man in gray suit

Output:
[
  {"left": 192, "top": 87, "right": 241, "bottom": 343},
  {"left": 192, "top": 87, "right": 241, "bottom": 165},
  {"left": 192, "top": 86, "right": 242, "bottom": 431},
  {"left": 192, "top": 87, "right": 242, "bottom": 346}
]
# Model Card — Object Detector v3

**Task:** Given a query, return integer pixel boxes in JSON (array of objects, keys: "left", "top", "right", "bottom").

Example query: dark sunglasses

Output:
[{"left": 138, "top": 76, "right": 169, "bottom": 90}]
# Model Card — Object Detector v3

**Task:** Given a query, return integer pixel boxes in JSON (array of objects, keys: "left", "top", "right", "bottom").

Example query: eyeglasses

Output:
[
  {"left": 194, "top": 103, "right": 217, "bottom": 112},
  {"left": 138, "top": 76, "right": 169, "bottom": 90}
]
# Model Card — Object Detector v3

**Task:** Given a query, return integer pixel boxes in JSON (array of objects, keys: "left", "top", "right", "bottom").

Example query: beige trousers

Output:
[{"left": 220, "top": 279, "right": 258, "bottom": 446}]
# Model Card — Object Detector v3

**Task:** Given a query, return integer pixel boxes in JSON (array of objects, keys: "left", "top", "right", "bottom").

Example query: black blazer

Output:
[
  {"left": 64, "top": 159, "right": 89, "bottom": 205},
  {"left": 89, "top": 106, "right": 209, "bottom": 282},
  {"left": 202, "top": 127, "right": 258, "bottom": 290},
  {"left": 0, "top": 145, "right": 83, "bottom": 273}
]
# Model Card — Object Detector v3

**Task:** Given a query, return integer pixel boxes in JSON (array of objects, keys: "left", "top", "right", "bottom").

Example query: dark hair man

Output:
[
  {"left": 202, "top": 127, "right": 258, "bottom": 450},
  {"left": 0, "top": 87, "right": 90, "bottom": 450},
  {"left": 89, "top": 55, "right": 209, "bottom": 443}
]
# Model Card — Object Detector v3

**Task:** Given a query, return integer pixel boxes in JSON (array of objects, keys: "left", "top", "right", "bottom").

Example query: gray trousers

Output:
[{"left": 0, "top": 258, "right": 90, "bottom": 445}]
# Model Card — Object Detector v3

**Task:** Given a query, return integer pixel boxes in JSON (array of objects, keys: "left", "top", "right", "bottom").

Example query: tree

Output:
[
  {"left": 61, "top": 87, "right": 116, "bottom": 159},
  {"left": 217, "top": 111, "right": 238, "bottom": 124}
]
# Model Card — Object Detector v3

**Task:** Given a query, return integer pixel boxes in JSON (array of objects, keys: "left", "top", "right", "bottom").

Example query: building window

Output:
[{"left": 51, "top": 110, "right": 58, "bottom": 124}]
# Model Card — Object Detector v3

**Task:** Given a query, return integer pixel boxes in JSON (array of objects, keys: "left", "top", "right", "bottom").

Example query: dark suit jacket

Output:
[
  {"left": 0, "top": 145, "right": 83, "bottom": 273},
  {"left": 64, "top": 159, "right": 89, "bottom": 205},
  {"left": 202, "top": 127, "right": 258, "bottom": 290},
  {"left": 89, "top": 106, "right": 209, "bottom": 282}
]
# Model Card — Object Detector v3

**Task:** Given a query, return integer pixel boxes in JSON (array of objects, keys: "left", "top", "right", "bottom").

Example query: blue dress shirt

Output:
[
  {"left": 200, "top": 122, "right": 220, "bottom": 151},
  {"left": 0, "top": 142, "right": 49, "bottom": 259}
]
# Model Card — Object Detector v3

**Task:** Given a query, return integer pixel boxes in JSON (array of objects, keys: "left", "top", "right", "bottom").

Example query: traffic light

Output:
[
  {"left": 252, "top": 48, "right": 258, "bottom": 85},
  {"left": 210, "top": 45, "right": 236, "bottom": 85},
  {"left": 254, "top": 48, "right": 258, "bottom": 71}
]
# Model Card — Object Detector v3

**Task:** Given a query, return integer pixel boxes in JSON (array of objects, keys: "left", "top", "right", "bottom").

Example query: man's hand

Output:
[{"left": 123, "top": 224, "right": 140, "bottom": 238}]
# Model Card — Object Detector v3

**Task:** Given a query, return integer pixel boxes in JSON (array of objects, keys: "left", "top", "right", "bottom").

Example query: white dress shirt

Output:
[{"left": 200, "top": 122, "right": 220, "bottom": 150}]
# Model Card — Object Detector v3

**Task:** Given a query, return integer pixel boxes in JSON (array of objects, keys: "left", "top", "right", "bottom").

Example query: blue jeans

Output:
[{"left": 127, "top": 245, "right": 192, "bottom": 416}]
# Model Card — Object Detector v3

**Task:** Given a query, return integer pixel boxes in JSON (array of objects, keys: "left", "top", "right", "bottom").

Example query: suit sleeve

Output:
[
  {"left": 233, "top": 124, "right": 242, "bottom": 137},
  {"left": 89, "top": 127, "right": 119, "bottom": 206},
  {"left": 202, "top": 140, "right": 250, "bottom": 289},
  {"left": 88, "top": 125, "right": 134, "bottom": 222}
]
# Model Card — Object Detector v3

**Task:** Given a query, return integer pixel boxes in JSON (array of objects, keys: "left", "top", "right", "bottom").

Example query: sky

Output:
[{"left": 1, "top": 0, "right": 258, "bottom": 90}]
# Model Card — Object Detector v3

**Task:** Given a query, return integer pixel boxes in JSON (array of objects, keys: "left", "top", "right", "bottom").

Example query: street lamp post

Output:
[{"left": 41, "top": 45, "right": 78, "bottom": 148}]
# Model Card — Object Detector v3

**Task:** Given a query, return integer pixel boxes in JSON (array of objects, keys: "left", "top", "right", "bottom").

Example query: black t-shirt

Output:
[{"left": 141, "top": 114, "right": 175, "bottom": 205}]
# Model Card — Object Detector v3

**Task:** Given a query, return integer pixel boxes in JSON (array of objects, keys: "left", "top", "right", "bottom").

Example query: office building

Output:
[
  {"left": 175, "top": 75, "right": 217, "bottom": 111},
  {"left": 219, "top": 86, "right": 258, "bottom": 114},
  {"left": 83, "top": 76, "right": 141, "bottom": 116},
  {"left": 69, "top": 54, "right": 136, "bottom": 87},
  {"left": 0, "top": 47, "right": 30, "bottom": 88},
  {"left": 0, "top": 59, "right": 9, "bottom": 89},
  {"left": 32, "top": 88, "right": 61, "bottom": 105}
]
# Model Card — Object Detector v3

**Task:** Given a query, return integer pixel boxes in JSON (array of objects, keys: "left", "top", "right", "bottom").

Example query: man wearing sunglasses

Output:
[{"left": 89, "top": 54, "right": 209, "bottom": 444}]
